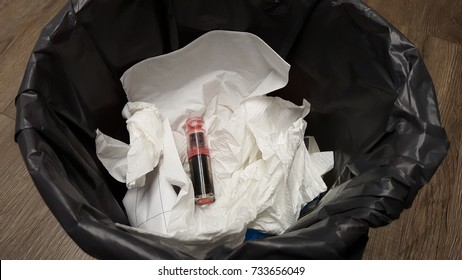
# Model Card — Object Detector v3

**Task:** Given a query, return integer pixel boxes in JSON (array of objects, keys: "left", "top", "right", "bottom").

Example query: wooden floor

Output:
[{"left": 0, "top": 0, "right": 460, "bottom": 259}]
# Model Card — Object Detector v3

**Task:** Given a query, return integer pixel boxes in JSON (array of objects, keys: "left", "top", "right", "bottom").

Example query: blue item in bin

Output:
[{"left": 245, "top": 229, "right": 274, "bottom": 241}]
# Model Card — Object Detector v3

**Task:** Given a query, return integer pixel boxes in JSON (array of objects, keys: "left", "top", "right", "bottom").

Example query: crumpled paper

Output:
[
  {"left": 96, "top": 30, "right": 333, "bottom": 257},
  {"left": 96, "top": 102, "right": 179, "bottom": 233}
]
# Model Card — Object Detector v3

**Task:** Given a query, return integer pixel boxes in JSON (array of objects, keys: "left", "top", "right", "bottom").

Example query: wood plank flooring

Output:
[
  {"left": 0, "top": 0, "right": 91, "bottom": 259},
  {"left": 0, "top": 0, "right": 460, "bottom": 259},
  {"left": 362, "top": 0, "right": 462, "bottom": 259}
]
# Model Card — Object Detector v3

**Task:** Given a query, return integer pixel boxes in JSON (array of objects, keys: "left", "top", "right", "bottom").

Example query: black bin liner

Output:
[{"left": 15, "top": 0, "right": 449, "bottom": 259}]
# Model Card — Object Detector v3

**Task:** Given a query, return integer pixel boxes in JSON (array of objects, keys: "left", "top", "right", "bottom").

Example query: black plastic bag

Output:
[{"left": 15, "top": 0, "right": 449, "bottom": 259}]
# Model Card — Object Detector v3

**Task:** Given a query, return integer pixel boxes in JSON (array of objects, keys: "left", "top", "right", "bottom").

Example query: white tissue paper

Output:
[{"left": 95, "top": 30, "right": 333, "bottom": 258}]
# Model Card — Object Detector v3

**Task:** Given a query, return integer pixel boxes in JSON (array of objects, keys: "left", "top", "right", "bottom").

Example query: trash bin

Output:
[{"left": 15, "top": 0, "right": 449, "bottom": 259}]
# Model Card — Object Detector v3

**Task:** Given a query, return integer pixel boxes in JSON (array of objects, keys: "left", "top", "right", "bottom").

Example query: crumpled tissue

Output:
[{"left": 95, "top": 30, "right": 333, "bottom": 257}]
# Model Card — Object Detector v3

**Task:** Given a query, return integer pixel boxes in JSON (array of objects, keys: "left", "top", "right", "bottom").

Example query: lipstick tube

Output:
[{"left": 185, "top": 115, "right": 215, "bottom": 206}]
